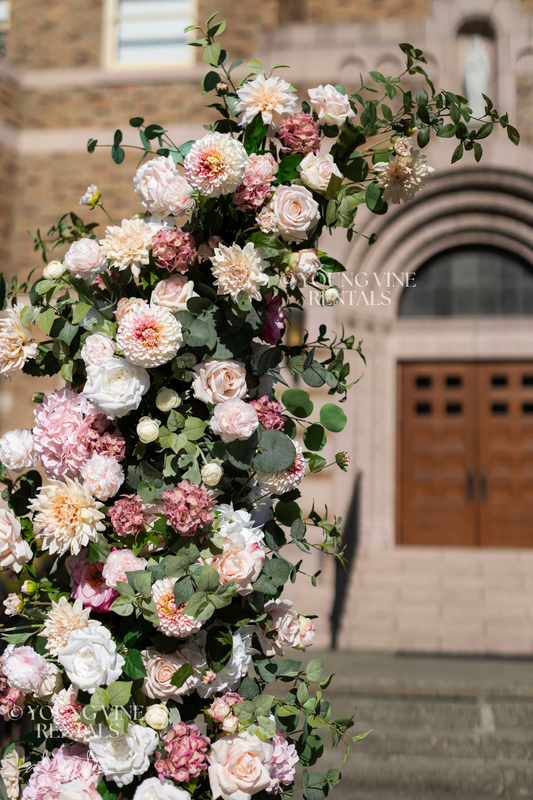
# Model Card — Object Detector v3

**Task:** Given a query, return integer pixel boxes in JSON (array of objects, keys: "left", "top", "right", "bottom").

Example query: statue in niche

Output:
[{"left": 464, "top": 34, "right": 490, "bottom": 119}]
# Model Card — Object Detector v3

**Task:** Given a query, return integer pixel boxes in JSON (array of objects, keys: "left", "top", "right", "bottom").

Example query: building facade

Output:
[{"left": 1, "top": 0, "right": 533, "bottom": 654}]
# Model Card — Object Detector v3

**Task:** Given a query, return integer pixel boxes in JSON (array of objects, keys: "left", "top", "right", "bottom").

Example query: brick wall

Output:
[
  {"left": 517, "top": 75, "right": 533, "bottom": 144},
  {"left": 306, "top": 0, "right": 431, "bottom": 22}
]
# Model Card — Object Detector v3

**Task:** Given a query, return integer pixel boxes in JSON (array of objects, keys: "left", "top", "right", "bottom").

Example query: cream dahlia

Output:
[
  {"left": 0, "top": 745, "right": 30, "bottom": 800},
  {"left": 151, "top": 577, "right": 203, "bottom": 638},
  {"left": 236, "top": 74, "right": 298, "bottom": 132},
  {"left": 116, "top": 304, "right": 183, "bottom": 368},
  {"left": 210, "top": 242, "right": 269, "bottom": 302},
  {"left": 100, "top": 219, "right": 154, "bottom": 278},
  {"left": 29, "top": 478, "right": 106, "bottom": 556},
  {"left": 51, "top": 686, "right": 94, "bottom": 743},
  {"left": 0, "top": 305, "right": 38, "bottom": 380},
  {"left": 184, "top": 133, "right": 247, "bottom": 197},
  {"left": 256, "top": 442, "right": 306, "bottom": 495},
  {"left": 374, "top": 151, "right": 434, "bottom": 204},
  {"left": 42, "top": 597, "right": 91, "bottom": 657}
]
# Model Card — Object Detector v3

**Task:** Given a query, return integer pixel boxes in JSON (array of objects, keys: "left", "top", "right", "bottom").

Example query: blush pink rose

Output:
[
  {"left": 141, "top": 647, "right": 197, "bottom": 699},
  {"left": 206, "top": 532, "right": 264, "bottom": 596},
  {"left": 102, "top": 548, "right": 147, "bottom": 589},
  {"left": 66, "top": 548, "right": 118, "bottom": 612},
  {"left": 267, "top": 185, "right": 320, "bottom": 243},
  {"left": 133, "top": 155, "right": 178, "bottom": 216},
  {"left": 151, "top": 276, "right": 198, "bottom": 312},
  {"left": 0, "top": 509, "right": 32, "bottom": 573},
  {"left": 257, "top": 599, "right": 300, "bottom": 658},
  {"left": 58, "top": 780, "right": 101, "bottom": 800},
  {"left": 209, "top": 399, "right": 259, "bottom": 443},
  {"left": 81, "top": 454, "right": 124, "bottom": 501},
  {"left": 208, "top": 731, "right": 273, "bottom": 800},
  {"left": 162, "top": 176, "right": 196, "bottom": 216},
  {"left": 193, "top": 359, "right": 247, "bottom": 405},
  {"left": 294, "top": 615, "right": 315, "bottom": 650},
  {"left": 64, "top": 238, "right": 107, "bottom": 280},
  {"left": 3, "top": 645, "right": 49, "bottom": 693},
  {"left": 81, "top": 332, "right": 115, "bottom": 366},
  {"left": 287, "top": 249, "right": 320, "bottom": 288},
  {"left": 0, "top": 428, "right": 36, "bottom": 472}
]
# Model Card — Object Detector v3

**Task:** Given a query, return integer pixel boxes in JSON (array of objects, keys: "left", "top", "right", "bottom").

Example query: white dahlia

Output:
[
  {"left": 256, "top": 441, "right": 306, "bottom": 495},
  {"left": 116, "top": 305, "right": 183, "bottom": 368},
  {"left": 0, "top": 305, "right": 38, "bottom": 379},
  {"left": 236, "top": 74, "right": 298, "bottom": 132},
  {"left": 374, "top": 151, "right": 434, "bottom": 204},
  {"left": 29, "top": 478, "right": 106, "bottom": 556},
  {"left": 42, "top": 597, "right": 91, "bottom": 657},
  {"left": 210, "top": 242, "right": 269, "bottom": 302},
  {"left": 151, "top": 577, "right": 203, "bottom": 638},
  {"left": 100, "top": 219, "right": 154, "bottom": 278},
  {"left": 184, "top": 133, "right": 247, "bottom": 197},
  {"left": 51, "top": 686, "right": 94, "bottom": 743}
]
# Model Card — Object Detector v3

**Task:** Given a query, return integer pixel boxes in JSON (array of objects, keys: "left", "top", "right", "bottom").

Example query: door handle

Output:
[
  {"left": 466, "top": 469, "right": 475, "bottom": 501},
  {"left": 480, "top": 466, "right": 488, "bottom": 501}
]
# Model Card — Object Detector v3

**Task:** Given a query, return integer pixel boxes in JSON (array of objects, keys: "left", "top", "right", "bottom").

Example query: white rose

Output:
[
  {"left": 394, "top": 136, "right": 413, "bottom": 156},
  {"left": 57, "top": 625, "right": 125, "bottom": 693},
  {"left": 308, "top": 84, "right": 356, "bottom": 127},
  {"left": 0, "top": 429, "right": 36, "bottom": 472},
  {"left": 43, "top": 260, "right": 67, "bottom": 280},
  {"left": 180, "top": 629, "right": 252, "bottom": 699},
  {"left": 3, "top": 593, "right": 21, "bottom": 616},
  {"left": 137, "top": 416, "right": 160, "bottom": 444},
  {"left": 81, "top": 332, "right": 115, "bottom": 366},
  {"left": 201, "top": 461, "right": 223, "bottom": 486},
  {"left": 151, "top": 276, "right": 198, "bottom": 312},
  {"left": 288, "top": 250, "right": 320, "bottom": 288},
  {"left": 102, "top": 549, "right": 147, "bottom": 589},
  {"left": 268, "top": 185, "right": 320, "bottom": 243},
  {"left": 257, "top": 599, "right": 300, "bottom": 657},
  {"left": 81, "top": 454, "right": 124, "bottom": 501},
  {"left": 208, "top": 731, "right": 273, "bottom": 800},
  {"left": 57, "top": 781, "right": 100, "bottom": 800},
  {"left": 0, "top": 509, "right": 32, "bottom": 573},
  {"left": 210, "top": 399, "right": 259, "bottom": 443},
  {"left": 156, "top": 387, "right": 181, "bottom": 412},
  {"left": 323, "top": 286, "right": 342, "bottom": 306},
  {"left": 134, "top": 777, "right": 192, "bottom": 800},
  {"left": 162, "top": 176, "right": 196, "bottom": 216},
  {"left": 193, "top": 359, "right": 247, "bottom": 405},
  {"left": 82, "top": 356, "right": 150, "bottom": 419},
  {"left": 144, "top": 703, "right": 169, "bottom": 730},
  {"left": 89, "top": 724, "right": 158, "bottom": 787},
  {"left": 297, "top": 153, "right": 342, "bottom": 194},
  {"left": 64, "top": 238, "right": 107, "bottom": 280},
  {"left": 34, "top": 662, "right": 63, "bottom": 700},
  {"left": 133, "top": 155, "right": 178, "bottom": 216}
]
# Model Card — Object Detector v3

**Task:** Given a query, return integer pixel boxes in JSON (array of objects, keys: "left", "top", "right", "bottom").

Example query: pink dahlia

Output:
[
  {"left": 50, "top": 687, "right": 93, "bottom": 743},
  {"left": 234, "top": 154, "right": 278, "bottom": 212},
  {"left": 152, "top": 228, "right": 197, "bottom": 274},
  {"left": 66, "top": 548, "right": 118, "bottom": 612},
  {"left": 163, "top": 480, "right": 215, "bottom": 535},
  {"left": 184, "top": 132, "right": 247, "bottom": 197},
  {"left": 250, "top": 396, "right": 286, "bottom": 431},
  {"left": 155, "top": 722, "right": 210, "bottom": 783},
  {"left": 21, "top": 744, "right": 102, "bottom": 800},
  {"left": 279, "top": 112, "right": 321, "bottom": 155},
  {"left": 266, "top": 733, "right": 299, "bottom": 793},
  {"left": 151, "top": 577, "right": 203, "bottom": 638},
  {"left": 33, "top": 388, "right": 98, "bottom": 480},
  {"left": 109, "top": 493, "right": 148, "bottom": 538},
  {"left": 260, "top": 293, "right": 287, "bottom": 345},
  {"left": 116, "top": 304, "right": 183, "bottom": 369}
]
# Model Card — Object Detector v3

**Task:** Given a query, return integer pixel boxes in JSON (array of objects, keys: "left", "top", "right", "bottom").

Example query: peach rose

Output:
[
  {"left": 206, "top": 533, "right": 264, "bottom": 596},
  {"left": 81, "top": 332, "right": 115, "bottom": 366},
  {"left": 257, "top": 599, "right": 300, "bottom": 657},
  {"left": 0, "top": 509, "right": 32, "bottom": 573},
  {"left": 294, "top": 615, "right": 315, "bottom": 650},
  {"left": 209, "top": 400, "right": 259, "bottom": 443},
  {"left": 141, "top": 647, "right": 197, "bottom": 699},
  {"left": 267, "top": 185, "right": 320, "bottom": 243},
  {"left": 193, "top": 359, "right": 247, "bottom": 405},
  {"left": 208, "top": 731, "right": 273, "bottom": 800},
  {"left": 151, "top": 276, "right": 198, "bottom": 312},
  {"left": 102, "top": 548, "right": 147, "bottom": 589},
  {"left": 297, "top": 153, "right": 342, "bottom": 194}
]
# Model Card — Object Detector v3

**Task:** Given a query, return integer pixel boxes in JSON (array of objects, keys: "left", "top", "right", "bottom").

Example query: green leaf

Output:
[
  {"left": 90, "top": 689, "right": 109, "bottom": 712},
  {"left": 111, "top": 144, "right": 125, "bottom": 164},
  {"left": 303, "top": 772, "right": 328, "bottom": 800},
  {"left": 243, "top": 112, "right": 269, "bottom": 155},
  {"left": 183, "top": 417, "right": 207, "bottom": 441},
  {"left": 123, "top": 648, "right": 147, "bottom": 680},
  {"left": 320, "top": 403, "right": 347, "bottom": 432},
  {"left": 417, "top": 127, "right": 431, "bottom": 148},
  {"left": 87, "top": 537, "right": 111, "bottom": 563},
  {"left": 297, "top": 682, "right": 310, "bottom": 704},
  {"left": 96, "top": 778, "right": 118, "bottom": 800},
  {"left": 475, "top": 121, "right": 493, "bottom": 140},
  {"left": 37, "top": 308, "right": 56, "bottom": 336},
  {"left": 130, "top": 571, "right": 152, "bottom": 599},
  {"left": 197, "top": 564, "right": 220, "bottom": 592},
  {"left": 303, "top": 423, "right": 327, "bottom": 451},
  {"left": 107, "top": 681, "right": 132, "bottom": 707},
  {"left": 115, "top": 580, "right": 135, "bottom": 597},
  {"left": 308, "top": 454, "right": 327, "bottom": 473},
  {"left": 306, "top": 658, "right": 324, "bottom": 682},
  {"left": 507, "top": 124, "right": 520, "bottom": 146},
  {"left": 110, "top": 596, "right": 134, "bottom": 616},
  {"left": 79, "top": 705, "right": 98, "bottom": 725},
  {"left": 247, "top": 232, "right": 289, "bottom": 260},
  {"left": 473, "top": 141, "right": 483, "bottom": 162},
  {"left": 227, "top": 430, "right": 259, "bottom": 471},
  {"left": 108, "top": 708, "right": 129, "bottom": 735},
  {"left": 72, "top": 302, "right": 92, "bottom": 325},
  {"left": 170, "top": 662, "right": 194, "bottom": 688},
  {"left": 87, "top": 138, "right": 98, "bottom": 153},
  {"left": 451, "top": 142, "right": 464, "bottom": 163},
  {"left": 173, "top": 575, "right": 195, "bottom": 605},
  {"left": 129, "top": 117, "right": 144, "bottom": 127},
  {"left": 203, "top": 42, "right": 222, "bottom": 65},
  {"left": 282, "top": 387, "right": 314, "bottom": 417},
  {"left": 253, "top": 429, "right": 296, "bottom": 474},
  {"left": 365, "top": 182, "right": 387, "bottom": 215},
  {"left": 206, "top": 626, "right": 233, "bottom": 672},
  {"left": 203, "top": 70, "right": 221, "bottom": 93},
  {"left": 277, "top": 658, "right": 302, "bottom": 677}
]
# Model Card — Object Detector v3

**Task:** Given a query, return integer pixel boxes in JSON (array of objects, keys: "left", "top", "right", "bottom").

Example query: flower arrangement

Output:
[{"left": 0, "top": 14, "right": 517, "bottom": 800}]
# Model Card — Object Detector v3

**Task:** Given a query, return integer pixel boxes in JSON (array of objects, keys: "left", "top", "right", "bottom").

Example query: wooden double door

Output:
[{"left": 398, "top": 362, "right": 533, "bottom": 547}]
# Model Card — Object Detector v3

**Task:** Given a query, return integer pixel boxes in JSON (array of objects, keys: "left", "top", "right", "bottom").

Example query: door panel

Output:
[{"left": 399, "top": 362, "right": 478, "bottom": 546}]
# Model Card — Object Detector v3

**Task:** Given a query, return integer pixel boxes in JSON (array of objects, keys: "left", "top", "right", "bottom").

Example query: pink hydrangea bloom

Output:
[
  {"left": 260, "top": 293, "right": 287, "bottom": 345},
  {"left": 279, "top": 112, "right": 321, "bottom": 155},
  {"left": 266, "top": 733, "right": 299, "bottom": 793},
  {"left": 234, "top": 154, "right": 278, "bottom": 212},
  {"left": 250, "top": 396, "right": 287, "bottom": 431},
  {"left": 86, "top": 415, "right": 126, "bottom": 461},
  {"left": 66, "top": 548, "right": 118, "bottom": 612},
  {"left": 21, "top": 744, "right": 102, "bottom": 800},
  {"left": 33, "top": 388, "right": 98, "bottom": 479},
  {"left": 152, "top": 229, "right": 197, "bottom": 274},
  {"left": 155, "top": 722, "right": 210, "bottom": 783},
  {"left": 162, "top": 480, "right": 215, "bottom": 536},
  {"left": 109, "top": 493, "right": 148, "bottom": 538}
]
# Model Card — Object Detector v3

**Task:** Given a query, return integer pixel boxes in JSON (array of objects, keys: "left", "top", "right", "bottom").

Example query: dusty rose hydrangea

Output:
[
  {"left": 234, "top": 154, "right": 278, "bottom": 212},
  {"left": 162, "top": 480, "right": 215, "bottom": 535},
  {"left": 151, "top": 228, "right": 197, "bottom": 274},
  {"left": 87, "top": 421, "right": 126, "bottom": 462},
  {"left": 266, "top": 733, "right": 299, "bottom": 793},
  {"left": 109, "top": 493, "right": 148, "bottom": 538},
  {"left": 250, "top": 396, "right": 287, "bottom": 431},
  {"left": 155, "top": 722, "right": 210, "bottom": 783},
  {"left": 279, "top": 112, "right": 321, "bottom": 155}
]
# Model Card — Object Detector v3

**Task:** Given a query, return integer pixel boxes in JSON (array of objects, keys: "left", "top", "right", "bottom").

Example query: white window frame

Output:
[
  {"left": 102, "top": 0, "right": 197, "bottom": 71},
  {"left": 0, "top": 1, "right": 10, "bottom": 57}
]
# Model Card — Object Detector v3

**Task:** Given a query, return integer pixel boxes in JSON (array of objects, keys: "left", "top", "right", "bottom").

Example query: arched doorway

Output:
[{"left": 397, "top": 246, "right": 533, "bottom": 547}]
